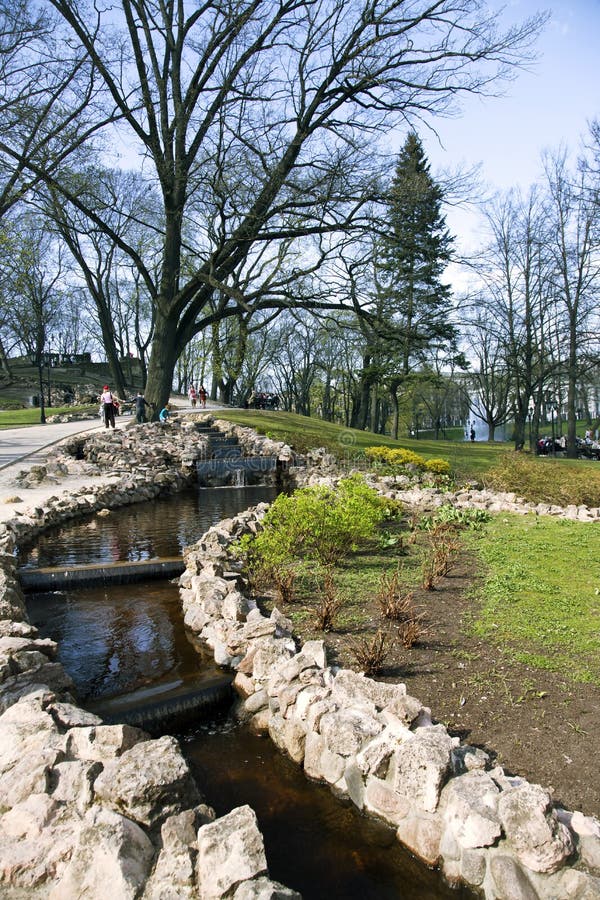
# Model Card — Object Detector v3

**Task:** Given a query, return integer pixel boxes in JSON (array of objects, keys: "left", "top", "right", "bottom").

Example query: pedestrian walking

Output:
[
  {"left": 133, "top": 391, "right": 151, "bottom": 424},
  {"left": 100, "top": 385, "right": 116, "bottom": 429}
]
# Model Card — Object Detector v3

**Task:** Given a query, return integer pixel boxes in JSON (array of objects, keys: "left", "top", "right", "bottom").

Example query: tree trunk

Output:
[
  {"left": 389, "top": 382, "right": 400, "bottom": 440},
  {"left": 145, "top": 314, "right": 180, "bottom": 417},
  {"left": 0, "top": 337, "right": 11, "bottom": 379}
]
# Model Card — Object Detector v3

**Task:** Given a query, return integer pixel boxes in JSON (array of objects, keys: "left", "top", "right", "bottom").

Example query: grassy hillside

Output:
[
  {"left": 216, "top": 409, "right": 505, "bottom": 479},
  {"left": 217, "top": 409, "right": 600, "bottom": 500}
]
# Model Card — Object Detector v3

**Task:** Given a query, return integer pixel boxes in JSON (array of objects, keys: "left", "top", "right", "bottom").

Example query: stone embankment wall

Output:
[
  {"left": 0, "top": 418, "right": 300, "bottom": 898},
  {"left": 179, "top": 465, "right": 600, "bottom": 900}
]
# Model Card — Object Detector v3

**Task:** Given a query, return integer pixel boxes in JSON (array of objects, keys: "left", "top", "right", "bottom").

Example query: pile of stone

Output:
[
  {"left": 296, "top": 463, "right": 600, "bottom": 522},
  {"left": 0, "top": 451, "right": 301, "bottom": 897},
  {"left": 81, "top": 418, "right": 213, "bottom": 475},
  {"left": 206, "top": 417, "right": 295, "bottom": 463},
  {"left": 179, "top": 503, "right": 600, "bottom": 899}
]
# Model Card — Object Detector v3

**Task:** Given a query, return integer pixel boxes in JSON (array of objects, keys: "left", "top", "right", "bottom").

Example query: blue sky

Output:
[{"left": 420, "top": 0, "right": 599, "bottom": 249}]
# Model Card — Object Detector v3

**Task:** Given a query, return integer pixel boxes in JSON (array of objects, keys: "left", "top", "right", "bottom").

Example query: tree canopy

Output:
[{"left": 18, "top": 0, "right": 544, "bottom": 412}]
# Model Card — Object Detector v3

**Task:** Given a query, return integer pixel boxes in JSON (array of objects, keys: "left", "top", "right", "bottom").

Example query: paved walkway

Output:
[{"left": 0, "top": 401, "right": 224, "bottom": 526}]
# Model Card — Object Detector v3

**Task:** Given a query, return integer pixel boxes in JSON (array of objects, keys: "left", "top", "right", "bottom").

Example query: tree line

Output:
[{"left": 0, "top": 0, "right": 598, "bottom": 453}]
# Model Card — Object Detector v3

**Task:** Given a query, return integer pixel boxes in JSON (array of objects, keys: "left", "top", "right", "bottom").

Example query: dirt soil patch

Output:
[{"left": 258, "top": 542, "right": 600, "bottom": 822}]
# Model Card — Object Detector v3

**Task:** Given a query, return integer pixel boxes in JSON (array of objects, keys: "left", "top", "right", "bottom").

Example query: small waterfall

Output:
[{"left": 233, "top": 468, "right": 245, "bottom": 487}]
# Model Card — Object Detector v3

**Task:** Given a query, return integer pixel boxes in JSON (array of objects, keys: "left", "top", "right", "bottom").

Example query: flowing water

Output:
[{"left": 20, "top": 484, "right": 472, "bottom": 899}]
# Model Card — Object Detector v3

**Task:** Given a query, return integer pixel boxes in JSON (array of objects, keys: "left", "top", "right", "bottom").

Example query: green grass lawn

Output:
[
  {"left": 466, "top": 514, "right": 600, "bottom": 684},
  {"left": 0, "top": 405, "right": 98, "bottom": 429}
]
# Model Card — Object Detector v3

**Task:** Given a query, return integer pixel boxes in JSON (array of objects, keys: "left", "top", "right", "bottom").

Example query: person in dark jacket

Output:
[{"left": 133, "top": 392, "right": 151, "bottom": 424}]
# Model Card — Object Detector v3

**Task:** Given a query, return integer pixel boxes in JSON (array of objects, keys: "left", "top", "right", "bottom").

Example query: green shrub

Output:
[
  {"left": 0, "top": 398, "right": 27, "bottom": 410},
  {"left": 237, "top": 474, "right": 391, "bottom": 586},
  {"left": 365, "top": 445, "right": 451, "bottom": 478},
  {"left": 424, "top": 457, "right": 451, "bottom": 476},
  {"left": 419, "top": 504, "right": 490, "bottom": 532}
]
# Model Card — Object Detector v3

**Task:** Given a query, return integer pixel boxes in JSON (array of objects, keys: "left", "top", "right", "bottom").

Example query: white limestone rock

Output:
[
  {"left": 49, "top": 760, "right": 102, "bottom": 814},
  {"left": 232, "top": 875, "right": 302, "bottom": 899},
  {"left": 485, "top": 853, "right": 538, "bottom": 900},
  {"left": 390, "top": 726, "right": 456, "bottom": 813},
  {"left": 196, "top": 805, "right": 268, "bottom": 900},
  {"left": 497, "top": 782, "right": 574, "bottom": 874},
  {"left": 319, "top": 708, "right": 383, "bottom": 758},
  {"left": 396, "top": 811, "right": 444, "bottom": 867},
  {"left": 364, "top": 777, "right": 411, "bottom": 826},
  {"left": 94, "top": 734, "right": 201, "bottom": 829},
  {"left": 48, "top": 807, "right": 154, "bottom": 900},
  {"left": 66, "top": 723, "right": 147, "bottom": 762},
  {"left": 331, "top": 669, "right": 423, "bottom": 724},
  {"left": 442, "top": 770, "right": 502, "bottom": 849},
  {"left": 143, "top": 810, "right": 197, "bottom": 900},
  {"left": 47, "top": 701, "right": 103, "bottom": 729}
]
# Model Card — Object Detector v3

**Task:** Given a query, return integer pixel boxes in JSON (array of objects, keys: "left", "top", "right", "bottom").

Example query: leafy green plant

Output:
[
  {"left": 424, "top": 457, "right": 451, "bottom": 476},
  {"left": 419, "top": 504, "right": 490, "bottom": 532},
  {"left": 236, "top": 474, "right": 390, "bottom": 586}
]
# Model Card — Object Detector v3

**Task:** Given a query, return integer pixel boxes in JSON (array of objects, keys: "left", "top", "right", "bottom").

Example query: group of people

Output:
[
  {"left": 99, "top": 386, "right": 171, "bottom": 427},
  {"left": 187, "top": 384, "right": 207, "bottom": 408}
]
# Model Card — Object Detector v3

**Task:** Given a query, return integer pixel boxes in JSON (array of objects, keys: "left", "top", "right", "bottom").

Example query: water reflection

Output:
[
  {"left": 19, "top": 485, "right": 276, "bottom": 569},
  {"left": 27, "top": 580, "right": 201, "bottom": 701},
  {"left": 23, "top": 485, "right": 275, "bottom": 702}
]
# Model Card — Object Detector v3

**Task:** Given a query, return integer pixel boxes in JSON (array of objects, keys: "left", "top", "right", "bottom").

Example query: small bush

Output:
[
  {"left": 349, "top": 629, "right": 391, "bottom": 675},
  {"left": 419, "top": 504, "right": 490, "bottom": 532},
  {"left": 431, "top": 532, "right": 462, "bottom": 577},
  {"left": 235, "top": 474, "right": 390, "bottom": 584},
  {"left": 420, "top": 529, "right": 462, "bottom": 588},
  {"left": 484, "top": 452, "right": 600, "bottom": 508},
  {"left": 376, "top": 567, "right": 414, "bottom": 620},
  {"left": 313, "top": 570, "right": 343, "bottom": 631},
  {"left": 0, "top": 398, "right": 26, "bottom": 410},
  {"left": 272, "top": 565, "right": 298, "bottom": 604},
  {"left": 424, "top": 458, "right": 451, "bottom": 476},
  {"left": 398, "top": 612, "right": 430, "bottom": 649},
  {"left": 365, "top": 446, "right": 452, "bottom": 478}
]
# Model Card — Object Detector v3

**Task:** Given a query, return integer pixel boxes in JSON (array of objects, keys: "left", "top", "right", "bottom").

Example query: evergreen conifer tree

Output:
[{"left": 379, "top": 131, "right": 456, "bottom": 376}]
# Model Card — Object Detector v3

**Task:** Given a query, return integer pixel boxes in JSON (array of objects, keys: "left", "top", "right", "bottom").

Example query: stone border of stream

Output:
[
  {"left": 0, "top": 417, "right": 301, "bottom": 898},
  {"left": 0, "top": 414, "right": 598, "bottom": 898}
]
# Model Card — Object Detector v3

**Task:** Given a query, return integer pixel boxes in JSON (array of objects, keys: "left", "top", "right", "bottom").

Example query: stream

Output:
[{"left": 20, "top": 484, "right": 471, "bottom": 899}]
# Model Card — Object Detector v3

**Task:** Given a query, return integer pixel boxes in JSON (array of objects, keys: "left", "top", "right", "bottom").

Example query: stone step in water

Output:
[
  {"left": 19, "top": 557, "right": 185, "bottom": 591},
  {"left": 88, "top": 672, "right": 234, "bottom": 735}
]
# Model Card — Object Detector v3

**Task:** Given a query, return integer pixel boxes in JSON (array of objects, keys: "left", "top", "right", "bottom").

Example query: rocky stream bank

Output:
[{"left": 0, "top": 415, "right": 598, "bottom": 898}]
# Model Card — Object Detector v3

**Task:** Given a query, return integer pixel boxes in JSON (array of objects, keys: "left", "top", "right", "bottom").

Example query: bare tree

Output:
[
  {"left": 39, "top": 169, "right": 162, "bottom": 395},
  {"left": 470, "top": 187, "right": 560, "bottom": 449},
  {"left": 34, "top": 0, "right": 545, "bottom": 414},
  {"left": 544, "top": 149, "right": 600, "bottom": 456},
  {"left": 2, "top": 214, "right": 65, "bottom": 421},
  {"left": 0, "top": 0, "right": 113, "bottom": 218}
]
